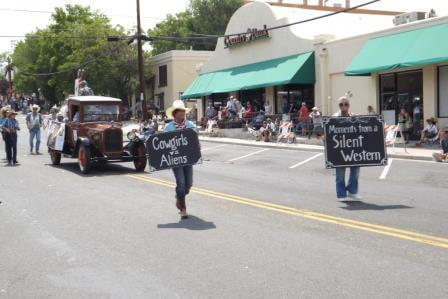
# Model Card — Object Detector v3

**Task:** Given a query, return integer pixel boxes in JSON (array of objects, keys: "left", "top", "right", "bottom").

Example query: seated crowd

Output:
[{"left": 201, "top": 97, "right": 324, "bottom": 143}]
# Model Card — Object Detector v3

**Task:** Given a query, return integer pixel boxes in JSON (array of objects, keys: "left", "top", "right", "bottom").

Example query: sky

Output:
[{"left": 1, "top": 0, "right": 448, "bottom": 54}]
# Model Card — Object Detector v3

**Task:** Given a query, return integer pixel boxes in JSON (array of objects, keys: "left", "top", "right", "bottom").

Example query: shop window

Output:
[
  {"left": 379, "top": 70, "right": 423, "bottom": 136},
  {"left": 156, "top": 93, "right": 164, "bottom": 111},
  {"left": 159, "top": 65, "right": 167, "bottom": 87},
  {"left": 438, "top": 66, "right": 448, "bottom": 117}
]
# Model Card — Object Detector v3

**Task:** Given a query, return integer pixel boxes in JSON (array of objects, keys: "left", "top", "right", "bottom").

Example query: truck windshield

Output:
[{"left": 83, "top": 104, "right": 120, "bottom": 122}]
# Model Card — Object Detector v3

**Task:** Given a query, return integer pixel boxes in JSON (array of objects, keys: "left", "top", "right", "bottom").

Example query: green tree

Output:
[
  {"left": 12, "top": 5, "right": 138, "bottom": 105},
  {"left": 149, "top": 0, "right": 243, "bottom": 55}
]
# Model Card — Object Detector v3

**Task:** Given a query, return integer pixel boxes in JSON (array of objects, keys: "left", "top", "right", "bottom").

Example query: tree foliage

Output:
[
  {"left": 149, "top": 0, "right": 244, "bottom": 55},
  {"left": 12, "top": 5, "right": 138, "bottom": 105}
]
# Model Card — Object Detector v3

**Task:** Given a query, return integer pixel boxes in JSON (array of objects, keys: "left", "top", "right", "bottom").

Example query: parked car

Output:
[{"left": 47, "top": 96, "right": 147, "bottom": 174}]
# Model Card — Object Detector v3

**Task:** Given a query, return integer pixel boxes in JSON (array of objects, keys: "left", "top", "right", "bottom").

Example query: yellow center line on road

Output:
[{"left": 127, "top": 174, "right": 448, "bottom": 250}]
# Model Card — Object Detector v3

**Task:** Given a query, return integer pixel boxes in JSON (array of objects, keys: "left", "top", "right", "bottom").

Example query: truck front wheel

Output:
[
  {"left": 49, "top": 149, "right": 61, "bottom": 165},
  {"left": 133, "top": 143, "right": 147, "bottom": 172},
  {"left": 78, "top": 144, "right": 92, "bottom": 174}
]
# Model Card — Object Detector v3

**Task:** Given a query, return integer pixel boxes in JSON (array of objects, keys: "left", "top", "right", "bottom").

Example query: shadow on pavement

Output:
[
  {"left": 47, "top": 162, "right": 140, "bottom": 177},
  {"left": 341, "top": 201, "right": 414, "bottom": 211},
  {"left": 157, "top": 215, "right": 216, "bottom": 231}
]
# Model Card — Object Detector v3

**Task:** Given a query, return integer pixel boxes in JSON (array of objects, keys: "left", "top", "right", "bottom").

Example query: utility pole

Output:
[{"left": 136, "top": 0, "right": 148, "bottom": 120}]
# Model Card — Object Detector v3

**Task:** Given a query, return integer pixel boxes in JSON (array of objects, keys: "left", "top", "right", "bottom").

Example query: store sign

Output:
[
  {"left": 323, "top": 116, "right": 387, "bottom": 168},
  {"left": 224, "top": 25, "right": 270, "bottom": 49},
  {"left": 146, "top": 129, "right": 202, "bottom": 171}
]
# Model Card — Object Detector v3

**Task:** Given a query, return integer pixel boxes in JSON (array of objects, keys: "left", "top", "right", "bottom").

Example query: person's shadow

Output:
[
  {"left": 341, "top": 201, "right": 413, "bottom": 211},
  {"left": 157, "top": 215, "right": 216, "bottom": 231}
]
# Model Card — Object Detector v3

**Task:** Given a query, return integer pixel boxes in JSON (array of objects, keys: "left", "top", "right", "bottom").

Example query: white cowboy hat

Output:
[
  {"left": 312, "top": 107, "right": 318, "bottom": 111},
  {"left": 32, "top": 104, "right": 41, "bottom": 112},
  {"left": 166, "top": 100, "right": 191, "bottom": 119}
]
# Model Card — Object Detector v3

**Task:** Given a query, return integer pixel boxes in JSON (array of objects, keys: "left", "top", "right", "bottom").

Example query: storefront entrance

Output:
[
  {"left": 379, "top": 70, "right": 423, "bottom": 138},
  {"left": 238, "top": 88, "right": 266, "bottom": 112},
  {"left": 275, "top": 84, "right": 314, "bottom": 114}
]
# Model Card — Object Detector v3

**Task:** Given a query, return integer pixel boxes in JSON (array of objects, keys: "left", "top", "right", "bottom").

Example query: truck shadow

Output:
[
  {"left": 47, "top": 162, "right": 142, "bottom": 177},
  {"left": 157, "top": 215, "right": 216, "bottom": 231},
  {"left": 340, "top": 201, "right": 414, "bottom": 211}
]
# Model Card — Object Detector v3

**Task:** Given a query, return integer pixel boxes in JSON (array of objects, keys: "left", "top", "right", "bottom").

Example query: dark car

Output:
[{"left": 47, "top": 96, "right": 147, "bottom": 174}]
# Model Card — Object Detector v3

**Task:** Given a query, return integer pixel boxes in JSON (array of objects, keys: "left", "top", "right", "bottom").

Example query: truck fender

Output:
[{"left": 75, "top": 137, "right": 91, "bottom": 156}]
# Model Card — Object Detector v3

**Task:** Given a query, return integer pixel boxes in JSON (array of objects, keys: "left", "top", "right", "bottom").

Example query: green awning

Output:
[
  {"left": 345, "top": 23, "right": 448, "bottom": 76},
  {"left": 182, "top": 51, "right": 315, "bottom": 99}
]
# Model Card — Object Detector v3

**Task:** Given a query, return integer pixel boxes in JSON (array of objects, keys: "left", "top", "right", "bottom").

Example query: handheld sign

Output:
[
  {"left": 146, "top": 129, "right": 202, "bottom": 172},
  {"left": 323, "top": 116, "right": 387, "bottom": 168}
]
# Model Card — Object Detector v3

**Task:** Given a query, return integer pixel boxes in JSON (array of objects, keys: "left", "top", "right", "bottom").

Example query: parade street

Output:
[{"left": 0, "top": 115, "right": 447, "bottom": 298}]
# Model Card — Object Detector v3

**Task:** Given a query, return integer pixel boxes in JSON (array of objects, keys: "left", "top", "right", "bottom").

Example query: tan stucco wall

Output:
[{"left": 148, "top": 50, "right": 212, "bottom": 111}]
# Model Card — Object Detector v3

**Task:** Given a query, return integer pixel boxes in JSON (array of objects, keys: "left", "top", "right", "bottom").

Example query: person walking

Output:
[
  {"left": 2, "top": 110, "right": 20, "bottom": 166},
  {"left": 164, "top": 100, "right": 198, "bottom": 220},
  {"left": 334, "top": 96, "right": 361, "bottom": 201},
  {"left": 0, "top": 107, "right": 9, "bottom": 161},
  {"left": 26, "top": 104, "right": 43, "bottom": 155}
]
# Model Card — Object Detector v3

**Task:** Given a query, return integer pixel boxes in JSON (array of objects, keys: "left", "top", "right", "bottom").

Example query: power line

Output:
[
  {"left": 191, "top": 0, "right": 382, "bottom": 38},
  {"left": 0, "top": 8, "right": 163, "bottom": 20}
]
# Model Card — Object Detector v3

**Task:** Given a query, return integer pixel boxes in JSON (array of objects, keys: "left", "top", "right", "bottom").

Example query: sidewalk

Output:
[{"left": 198, "top": 135, "right": 437, "bottom": 161}]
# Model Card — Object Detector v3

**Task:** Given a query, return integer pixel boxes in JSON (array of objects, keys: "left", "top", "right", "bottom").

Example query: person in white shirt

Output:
[
  {"left": 420, "top": 117, "right": 438, "bottom": 143},
  {"left": 26, "top": 105, "right": 43, "bottom": 155}
]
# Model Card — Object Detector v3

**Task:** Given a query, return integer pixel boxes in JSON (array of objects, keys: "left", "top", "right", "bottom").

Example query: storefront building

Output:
[
  {"left": 182, "top": 1, "right": 448, "bottom": 133},
  {"left": 146, "top": 50, "right": 212, "bottom": 113}
]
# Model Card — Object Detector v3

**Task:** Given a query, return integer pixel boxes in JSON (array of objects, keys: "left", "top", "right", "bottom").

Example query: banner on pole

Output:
[
  {"left": 323, "top": 116, "right": 387, "bottom": 169},
  {"left": 47, "top": 121, "right": 66, "bottom": 152},
  {"left": 146, "top": 129, "right": 202, "bottom": 172}
]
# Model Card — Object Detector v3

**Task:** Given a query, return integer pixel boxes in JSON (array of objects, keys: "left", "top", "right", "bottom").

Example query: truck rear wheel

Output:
[
  {"left": 49, "top": 149, "right": 61, "bottom": 165},
  {"left": 78, "top": 144, "right": 92, "bottom": 174},
  {"left": 133, "top": 143, "right": 147, "bottom": 172}
]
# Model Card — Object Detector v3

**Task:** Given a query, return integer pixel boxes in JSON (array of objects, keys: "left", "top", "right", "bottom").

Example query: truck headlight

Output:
[
  {"left": 127, "top": 131, "right": 136, "bottom": 141},
  {"left": 93, "top": 133, "right": 101, "bottom": 142}
]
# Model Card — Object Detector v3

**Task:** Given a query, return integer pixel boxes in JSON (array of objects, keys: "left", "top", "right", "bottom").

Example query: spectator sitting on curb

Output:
[
  {"left": 433, "top": 124, "right": 448, "bottom": 162},
  {"left": 419, "top": 117, "right": 438, "bottom": 144}
]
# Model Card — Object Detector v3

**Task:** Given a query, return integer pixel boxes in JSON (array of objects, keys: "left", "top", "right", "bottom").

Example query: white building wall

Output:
[{"left": 201, "top": 1, "right": 314, "bottom": 74}]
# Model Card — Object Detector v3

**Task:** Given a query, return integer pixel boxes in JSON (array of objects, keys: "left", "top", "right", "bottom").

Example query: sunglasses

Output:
[{"left": 339, "top": 103, "right": 350, "bottom": 107}]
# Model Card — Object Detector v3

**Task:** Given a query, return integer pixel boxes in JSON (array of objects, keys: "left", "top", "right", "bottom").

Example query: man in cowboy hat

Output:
[
  {"left": 1, "top": 110, "right": 20, "bottom": 166},
  {"left": 164, "top": 100, "right": 197, "bottom": 220},
  {"left": 26, "top": 104, "right": 43, "bottom": 155}
]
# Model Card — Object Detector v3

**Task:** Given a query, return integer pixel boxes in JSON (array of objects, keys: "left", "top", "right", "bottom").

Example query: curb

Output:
[{"left": 199, "top": 137, "right": 435, "bottom": 162}]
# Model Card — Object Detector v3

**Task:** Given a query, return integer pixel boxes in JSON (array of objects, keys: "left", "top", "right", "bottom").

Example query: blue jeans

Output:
[
  {"left": 29, "top": 128, "right": 41, "bottom": 152},
  {"left": 172, "top": 165, "right": 193, "bottom": 200},
  {"left": 335, "top": 167, "right": 360, "bottom": 198}
]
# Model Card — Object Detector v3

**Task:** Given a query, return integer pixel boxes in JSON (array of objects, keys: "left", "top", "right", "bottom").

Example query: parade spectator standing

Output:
[
  {"left": 264, "top": 102, "right": 272, "bottom": 116},
  {"left": 334, "top": 96, "right": 361, "bottom": 201},
  {"left": 433, "top": 125, "right": 448, "bottom": 162},
  {"left": 244, "top": 102, "right": 254, "bottom": 120},
  {"left": 296, "top": 102, "right": 310, "bottom": 136},
  {"left": 226, "top": 96, "right": 237, "bottom": 119},
  {"left": 26, "top": 104, "right": 43, "bottom": 155},
  {"left": 310, "top": 107, "right": 323, "bottom": 138},
  {"left": 2, "top": 110, "right": 20, "bottom": 166},
  {"left": 398, "top": 108, "right": 412, "bottom": 143},
  {"left": 206, "top": 101, "right": 217, "bottom": 120},
  {"left": 0, "top": 107, "right": 9, "bottom": 160},
  {"left": 165, "top": 100, "right": 197, "bottom": 220}
]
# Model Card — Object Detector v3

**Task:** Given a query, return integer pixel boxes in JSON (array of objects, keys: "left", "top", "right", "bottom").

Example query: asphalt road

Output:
[{"left": 1, "top": 115, "right": 447, "bottom": 298}]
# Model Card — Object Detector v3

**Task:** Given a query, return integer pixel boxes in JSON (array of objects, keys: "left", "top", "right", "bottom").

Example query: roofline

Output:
[
  {"left": 68, "top": 96, "right": 122, "bottom": 103},
  {"left": 149, "top": 50, "right": 214, "bottom": 64},
  {"left": 322, "top": 15, "right": 448, "bottom": 45}
]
